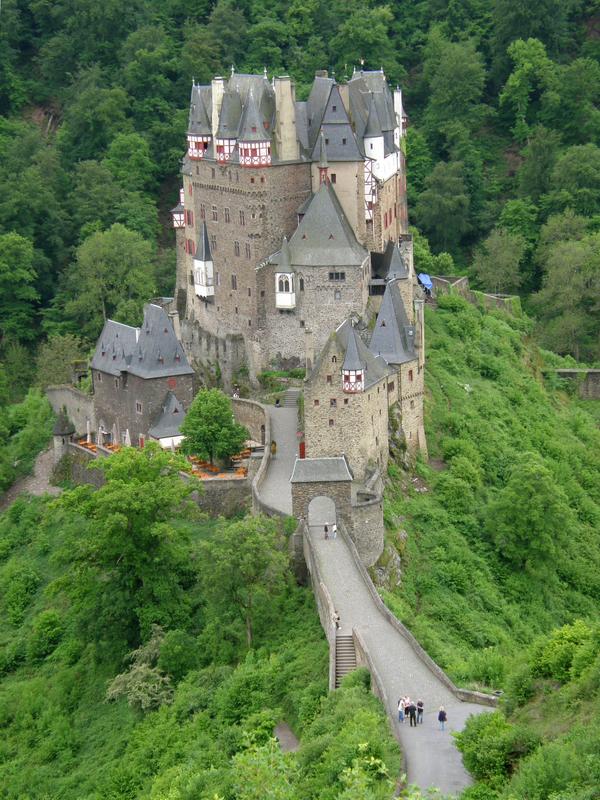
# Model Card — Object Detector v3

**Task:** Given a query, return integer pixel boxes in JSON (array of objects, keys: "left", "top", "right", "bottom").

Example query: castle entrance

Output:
[{"left": 308, "top": 496, "right": 336, "bottom": 534}]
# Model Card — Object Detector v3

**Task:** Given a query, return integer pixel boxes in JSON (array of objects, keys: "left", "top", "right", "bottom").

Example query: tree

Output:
[
  {"left": 103, "top": 132, "right": 156, "bottom": 193},
  {"left": 540, "top": 58, "right": 600, "bottom": 145},
  {"left": 423, "top": 28, "right": 486, "bottom": 146},
  {"left": 405, "top": 128, "right": 433, "bottom": 208},
  {"left": 547, "top": 144, "right": 600, "bottom": 217},
  {"left": 414, "top": 161, "right": 470, "bottom": 254},
  {"left": 499, "top": 38, "right": 555, "bottom": 141},
  {"left": 181, "top": 389, "right": 249, "bottom": 465},
  {"left": 329, "top": 5, "right": 403, "bottom": 83},
  {"left": 198, "top": 516, "right": 288, "bottom": 647},
  {"left": 518, "top": 126, "right": 562, "bottom": 201},
  {"left": 0, "top": 232, "right": 39, "bottom": 344},
  {"left": 35, "top": 334, "right": 88, "bottom": 390},
  {"left": 65, "top": 223, "right": 155, "bottom": 339},
  {"left": 485, "top": 456, "right": 570, "bottom": 572},
  {"left": 57, "top": 443, "right": 199, "bottom": 645},
  {"left": 472, "top": 228, "right": 526, "bottom": 294}
]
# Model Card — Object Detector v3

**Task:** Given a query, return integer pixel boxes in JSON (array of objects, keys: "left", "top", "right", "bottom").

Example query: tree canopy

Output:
[{"left": 181, "top": 389, "right": 249, "bottom": 464}]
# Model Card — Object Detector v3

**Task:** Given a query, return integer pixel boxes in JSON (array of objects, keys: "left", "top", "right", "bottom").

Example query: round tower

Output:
[{"left": 53, "top": 409, "right": 75, "bottom": 465}]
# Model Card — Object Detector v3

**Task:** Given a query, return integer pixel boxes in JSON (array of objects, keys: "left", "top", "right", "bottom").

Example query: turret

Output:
[
  {"left": 53, "top": 409, "right": 75, "bottom": 464},
  {"left": 238, "top": 90, "right": 272, "bottom": 167},
  {"left": 363, "top": 94, "right": 384, "bottom": 165},
  {"left": 187, "top": 82, "right": 212, "bottom": 159},
  {"left": 275, "top": 237, "right": 295, "bottom": 308},
  {"left": 171, "top": 187, "right": 185, "bottom": 229},
  {"left": 341, "top": 326, "right": 366, "bottom": 393},
  {"left": 318, "top": 132, "right": 329, "bottom": 185},
  {"left": 215, "top": 90, "right": 241, "bottom": 163},
  {"left": 193, "top": 222, "right": 215, "bottom": 299}
]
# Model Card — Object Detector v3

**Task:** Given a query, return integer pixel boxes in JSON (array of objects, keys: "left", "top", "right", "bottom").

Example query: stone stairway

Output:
[
  {"left": 335, "top": 634, "right": 357, "bottom": 687},
  {"left": 281, "top": 388, "right": 301, "bottom": 407}
]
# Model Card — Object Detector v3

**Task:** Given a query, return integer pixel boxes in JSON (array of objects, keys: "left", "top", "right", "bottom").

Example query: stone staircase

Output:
[
  {"left": 281, "top": 388, "right": 301, "bottom": 407},
  {"left": 335, "top": 634, "right": 357, "bottom": 687}
]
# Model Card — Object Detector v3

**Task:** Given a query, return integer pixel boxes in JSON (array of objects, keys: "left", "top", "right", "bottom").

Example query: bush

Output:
[
  {"left": 531, "top": 620, "right": 593, "bottom": 682},
  {"left": 27, "top": 609, "right": 64, "bottom": 660},
  {"left": 158, "top": 630, "right": 200, "bottom": 682}
]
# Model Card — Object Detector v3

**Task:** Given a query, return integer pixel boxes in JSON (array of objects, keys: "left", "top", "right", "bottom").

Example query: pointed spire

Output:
[
  {"left": 280, "top": 236, "right": 291, "bottom": 269},
  {"left": 318, "top": 131, "right": 329, "bottom": 184},
  {"left": 342, "top": 325, "right": 366, "bottom": 372},
  {"left": 196, "top": 221, "right": 212, "bottom": 262},
  {"left": 364, "top": 93, "right": 383, "bottom": 138}
]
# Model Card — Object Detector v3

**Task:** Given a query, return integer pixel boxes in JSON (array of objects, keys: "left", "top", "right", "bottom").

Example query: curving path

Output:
[{"left": 259, "top": 402, "right": 485, "bottom": 795}]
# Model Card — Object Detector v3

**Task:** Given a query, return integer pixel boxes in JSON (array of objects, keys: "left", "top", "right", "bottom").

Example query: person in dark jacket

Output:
[
  {"left": 438, "top": 706, "right": 447, "bottom": 731},
  {"left": 407, "top": 700, "right": 417, "bottom": 727},
  {"left": 417, "top": 699, "right": 424, "bottom": 724}
]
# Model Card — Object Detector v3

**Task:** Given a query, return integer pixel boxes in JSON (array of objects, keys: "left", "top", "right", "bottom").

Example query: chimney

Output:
[
  {"left": 211, "top": 76, "right": 226, "bottom": 138},
  {"left": 394, "top": 87, "right": 404, "bottom": 136},
  {"left": 274, "top": 76, "right": 299, "bottom": 161}
]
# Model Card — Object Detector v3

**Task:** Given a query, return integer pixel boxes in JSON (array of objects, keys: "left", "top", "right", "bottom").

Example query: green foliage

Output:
[
  {"left": 530, "top": 620, "right": 593, "bottom": 682},
  {"left": 35, "top": 334, "right": 88, "bottom": 390},
  {"left": 27, "top": 609, "right": 64, "bottom": 661},
  {"left": 0, "top": 232, "right": 39, "bottom": 344},
  {"left": 471, "top": 228, "right": 526, "bottom": 294},
  {"left": 181, "top": 388, "right": 249, "bottom": 465},
  {"left": 415, "top": 161, "right": 470, "bottom": 254}
]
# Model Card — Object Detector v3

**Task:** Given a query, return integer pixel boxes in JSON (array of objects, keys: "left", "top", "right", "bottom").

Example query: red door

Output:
[{"left": 299, "top": 441, "right": 306, "bottom": 459}]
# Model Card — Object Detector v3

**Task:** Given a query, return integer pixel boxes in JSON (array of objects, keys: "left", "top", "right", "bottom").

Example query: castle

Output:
[{"left": 169, "top": 68, "right": 427, "bottom": 479}]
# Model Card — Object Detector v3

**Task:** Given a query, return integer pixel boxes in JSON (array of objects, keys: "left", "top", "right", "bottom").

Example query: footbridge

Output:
[{"left": 255, "top": 391, "right": 496, "bottom": 795}]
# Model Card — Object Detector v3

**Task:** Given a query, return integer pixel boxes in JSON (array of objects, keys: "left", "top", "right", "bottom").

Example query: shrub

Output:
[
  {"left": 158, "top": 630, "right": 200, "bottom": 682},
  {"left": 531, "top": 620, "right": 593, "bottom": 682},
  {"left": 27, "top": 609, "right": 64, "bottom": 660},
  {"left": 1, "top": 561, "right": 40, "bottom": 624}
]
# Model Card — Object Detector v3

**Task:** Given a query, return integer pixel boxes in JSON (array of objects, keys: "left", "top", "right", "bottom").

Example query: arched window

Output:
[
  {"left": 299, "top": 277, "right": 304, "bottom": 291},
  {"left": 278, "top": 275, "right": 291, "bottom": 293},
  {"left": 332, "top": 355, "right": 337, "bottom": 363}
]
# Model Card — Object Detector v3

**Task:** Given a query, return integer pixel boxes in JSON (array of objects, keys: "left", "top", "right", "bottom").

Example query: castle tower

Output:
[
  {"left": 53, "top": 409, "right": 75, "bottom": 464},
  {"left": 192, "top": 222, "right": 215, "bottom": 299},
  {"left": 341, "top": 326, "right": 366, "bottom": 393}
]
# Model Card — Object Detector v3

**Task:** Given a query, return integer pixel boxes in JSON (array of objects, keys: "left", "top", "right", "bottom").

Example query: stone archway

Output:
[
  {"left": 308, "top": 495, "right": 336, "bottom": 533},
  {"left": 290, "top": 457, "right": 353, "bottom": 534}
]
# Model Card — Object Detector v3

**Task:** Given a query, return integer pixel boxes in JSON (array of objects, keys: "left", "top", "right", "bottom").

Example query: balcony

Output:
[{"left": 275, "top": 291, "right": 296, "bottom": 309}]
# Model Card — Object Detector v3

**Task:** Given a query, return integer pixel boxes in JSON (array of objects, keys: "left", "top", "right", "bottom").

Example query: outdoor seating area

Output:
[{"left": 187, "top": 446, "right": 252, "bottom": 480}]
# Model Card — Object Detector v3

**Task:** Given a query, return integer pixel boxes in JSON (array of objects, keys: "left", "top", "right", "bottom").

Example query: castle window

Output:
[
  {"left": 260, "top": 176, "right": 265, "bottom": 183},
  {"left": 299, "top": 277, "right": 304, "bottom": 291},
  {"left": 245, "top": 243, "right": 251, "bottom": 259},
  {"left": 300, "top": 320, "right": 305, "bottom": 327},
  {"left": 216, "top": 271, "right": 220, "bottom": 286},
  {"left": 332, "top": 356, "right": 337, "bottom": 363},
  {"left": 212, "top": 205, "right": 218, "bottom": 221},
  {"left": 224, "top": 207, "right": 230, "bottom": 223},
  {"left": 96, "top": 372, "right": 102, "bottom": 382},
  {"left": 342, "top": 138, "right": 346, "bottom": 144},
  {"left": 189, "top": 184, "right": 193, "bottom": 195},
  {"left": 278, "top": 274, "right": 291, "bottom": 293},
  {"left": 330, "top": 399, "right": 337, "bottom": 407},
  {"left": 210, "top": 235, "right": 217, "bottom": 251},
  {"left": 314, "top": 399, "right": 319, "bottom": 406},
  {"left": 331, "top": 173, "right": 336, "bottom": 183},
  {"left": 370, "top": 143, "right": 373, "bottom": 150},
  {"left": 186, "top": 210, "right": 194, "bottom": 226},
  {"left": 344, "top": 398, "right": 348, "bottom": 405},
  {"left": 248, "top": 288, "right": 251, "bottom": 297},
  {"left": 388, "top": 381, "right": 394, "bottom": 392},
  {"left": 248, "top": 319, "right": 252, "bottom": 326},
  {"left": 410, "top": 400, "right": 415, "bottom": 409},
  {"left": 231, "top": 275, "right": 237, "bottom": 290},
  {"left": 326, "top": 375, "right": 332, "bottom": 384},
  {"left": 251, "top": 126, "right": 257, "bottom": 133},
  {"left": 250, "top": 177, "right": 255, "bottom": 184},
  {"left": 325, "top": 138, "right": 329, "bottom": 145},
  {"left": 211, "top": 168, "right": 215, "bottom": 178},
  {"left": 200, "top": 203, "right": 205, "bottom": 219},
  {"left": 334, "top": 290, "right": 341, "bottom": 300},
  {"left": 408, "top": 369, "right": 413, "bottom": 381},
  {"left": 136, "top": 401, "right": 142, "bottom": 414},
  {"left": 329, "top": 419, "right": 334, "bottom": 427},
  {"left": 328, "top": 271, "right": 345, "bottom": 281},
  {"left": 332, "top": 105, "right": 337, "bottom": 112},
  {"left": 240, "top": 211, "right": 245, "bottom": 226},
  {"left": 235, "top": 307, "right": 238, "bottom": 314},
  {"left": 114, "top": 378, "right": 119, "bottom": 389},
  {"left": 234, "top": 241, "right": 240, "bottom": 256}
]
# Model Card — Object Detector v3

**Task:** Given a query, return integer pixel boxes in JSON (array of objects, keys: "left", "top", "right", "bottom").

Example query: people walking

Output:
[
  {"left": 438, "top": 706, "right": 447, "bottom": 731},
  {"left": 407, "top": 699, "right": 417, "bottom": 727},
  {"left": 270, "top": 440, "right": 277, "bottom": 457},
  {"left": 417, "top": 699, "right": 424, "bottom": 724},
  {"left": 398, "top": 697, "right": 405, "bottom": 723},
  {"left": 324, "top": 524, "right": 329, "bottom": 539},
  {"left": 331, "top": 523, "right": 338, "bottom": 539}
]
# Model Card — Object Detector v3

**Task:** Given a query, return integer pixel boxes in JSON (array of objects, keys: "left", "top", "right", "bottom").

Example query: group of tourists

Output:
[
  {"left": 398, "top": 698, "right": 448, "bottom": 730},
  {"left": 323, "top": 523, "right": 337, "bottom": 539}
]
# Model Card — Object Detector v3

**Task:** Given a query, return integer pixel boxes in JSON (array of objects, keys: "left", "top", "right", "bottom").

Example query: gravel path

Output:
[
  {"left": 274, "top": 722, "right": 300, "bottom": 753},
  {"left": 0, "top": 447, "right": 61, "bottom": 512}
]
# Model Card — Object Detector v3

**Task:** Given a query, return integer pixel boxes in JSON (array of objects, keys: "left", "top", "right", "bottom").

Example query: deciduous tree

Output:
[
  {"left": 472, "top": 228, "right": 526, "bottom": 294},
  {"left": 0, "top": 232, "right": 39, "bottom": 344},
  {"left": 181, "top": 389, "right": 249, "bottom": 465},
  {"left": 415, "top": 161, "right": 470, "bottom": 254}
]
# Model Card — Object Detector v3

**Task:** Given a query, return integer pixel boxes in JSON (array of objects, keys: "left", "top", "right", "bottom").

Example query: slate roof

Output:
[
  {"left": 92, "top": 304, "right": 194, "bottom": 379},
  {"left": 149, "top": 392, "right": 186, "bottom": 439},
  {"left": 188, "top": 83, "right": 212, "bottom": 136},
  {"left": 268, "top": 182, "right": 367, "bottom": 269},
  {"left": 196, "top": 221, "right": 212, "bottom": 262},
  {"left": 364, "top": 93, "right": 383, "bottom": 138},
  {"left": 342, "top": 324, "right": 365, "bottom": 371},
  {"left": 290, "top": 456, "right": 353, "bottom": 483},
  {"left": 348, "top": 70, "right": 398, "bottom": 156},
  {"left": 216, "top": 90, "right": 242, "bottom": 138},
  {"left": 369, "top": 281, "right": 417, "bottom": 365},
  {"left": 238, "top": 90, "right": 269, "bottom": 142},
  {"left": 370, "top": 240, "right": 409, "bottom": 281},
  {"left": 336, "top": 319, "right": 389, "bottom": 388}
]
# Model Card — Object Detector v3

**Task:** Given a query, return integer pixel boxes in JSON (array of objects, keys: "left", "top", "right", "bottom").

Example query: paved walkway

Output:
[
  {"left": 0, "top": 447, "right": 61, "bottom": 512},
  {"left": 258, "top": 406, "right": 297, "bottom": 515},
  {"left": 274, "top": 721, "right": 300, "bottom": 753},
  {"left": 259, "top": 406, "right": 484, "bottom": 795}
]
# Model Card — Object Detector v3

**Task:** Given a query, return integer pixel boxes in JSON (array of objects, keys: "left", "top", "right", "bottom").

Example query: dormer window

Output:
[
  {"left": 275, "top": 272, "right": 295, "bottom": 309},
  {"left": 251, "top": 126, "right": 257, "bottom": 133},
  {"left": 278, "top": 275, "right": 291, "bottom": 293},
  {"left": 342, "top": 370, "right": 364, "bottom": 394}
]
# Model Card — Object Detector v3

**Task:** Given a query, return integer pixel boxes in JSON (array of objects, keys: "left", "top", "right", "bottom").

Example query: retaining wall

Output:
[
  {"left": 46, "top": 386, "right": 96, "bottom": 436},
  {"left": 545, "top": 369, "right": 600, "bottom": 400},
  {"left": 431, "top": 275, "right": 521, "bottom": 315}
]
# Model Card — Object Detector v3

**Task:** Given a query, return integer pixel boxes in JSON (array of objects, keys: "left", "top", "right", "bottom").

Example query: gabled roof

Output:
[
  {"left": 369, "top": 281, "right": 416, "bottom": 366},
  {"left": 92, "top": 304, "right": 194, "bottom": 379},
  {"left": 149, "top": 392, "right": 186, "bottom": 439},
  {"left": 307, "top": 319, "right": 388, "bottom": 391},
  {"left": 342, "top": 324, "right": 365, "bottom": 371},
  {"left": 195, "top": 221, "right": 212, "bottom": 262},
  {"left": 286, "top": 182, "right": 367, "bottom": 267},
  {"left": 310, "top": 122, "right": 363, "bottom": 161},
  {"left": 348, "top": 70, "right": 398, "bottom": 156}
]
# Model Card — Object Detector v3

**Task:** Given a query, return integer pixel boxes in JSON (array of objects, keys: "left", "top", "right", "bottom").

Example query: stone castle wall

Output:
[{"left": 46, "top": 385, "right": 96, "bottom": 437}]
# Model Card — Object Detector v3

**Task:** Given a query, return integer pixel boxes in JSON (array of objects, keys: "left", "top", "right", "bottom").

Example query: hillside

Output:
[
  {"left": 0, "top": 450, "right": 399, "bottom": 800},
  {"left": 383, "top": 296, "right": 600, "bottom": 689}
]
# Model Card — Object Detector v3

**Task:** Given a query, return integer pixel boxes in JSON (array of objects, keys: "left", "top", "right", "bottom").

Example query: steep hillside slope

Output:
[{"left": 383, "top": 295, "right": 600, "bottom": 689}]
